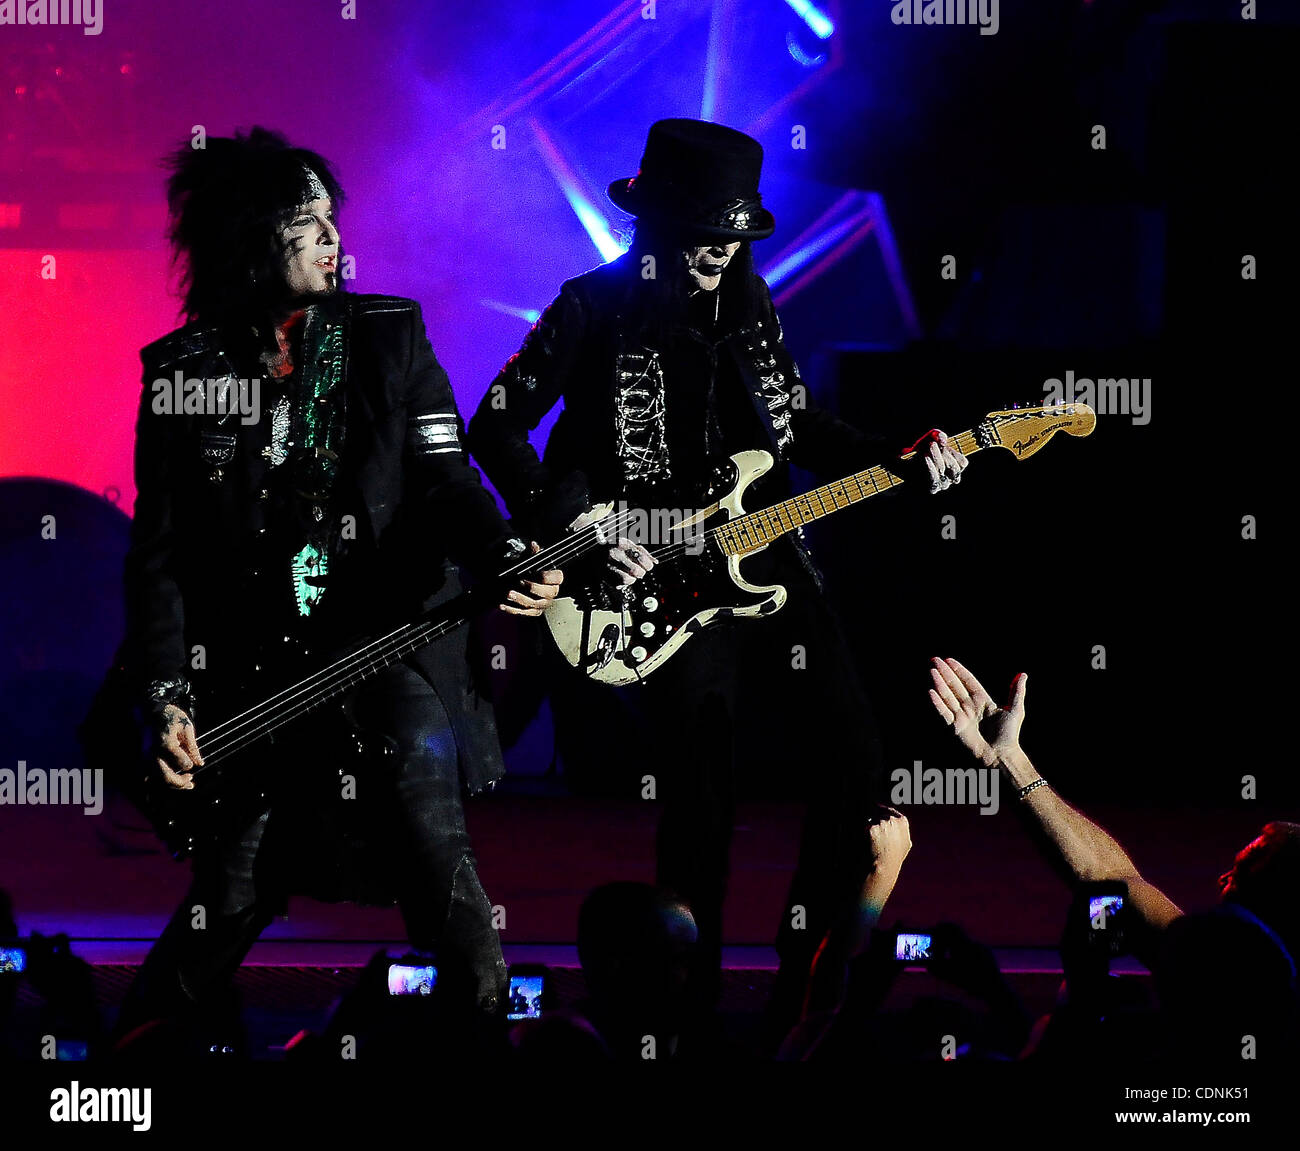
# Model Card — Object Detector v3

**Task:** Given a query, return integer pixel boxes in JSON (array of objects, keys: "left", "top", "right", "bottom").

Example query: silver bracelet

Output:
[
  {"left": 1017, "top": 778, "right": 1049, "bottom": 801},
  {"left": 145, "top": 675, "right": 196, "bottom": 717}
]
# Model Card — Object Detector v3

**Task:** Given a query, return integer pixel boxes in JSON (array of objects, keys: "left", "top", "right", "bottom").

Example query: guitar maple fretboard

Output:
[{"left": 712, "top": 428, "right": 983, "bottom": 557}]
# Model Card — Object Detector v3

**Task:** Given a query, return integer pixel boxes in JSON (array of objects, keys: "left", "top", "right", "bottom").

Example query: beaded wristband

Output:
[{"left": 1017, "top": 778, "right": 1049, "bottom": 801}]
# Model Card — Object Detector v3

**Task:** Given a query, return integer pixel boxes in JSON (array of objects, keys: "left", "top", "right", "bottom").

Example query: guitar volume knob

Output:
[
  {"left": 639, "top": 621, "right": 655, "bottom": 637},
  {"left": 642, "top": 596, "right": 657, "bottom": 612},
  {"left": 630, "top": 646, "right": 648, "bottom": 662}
]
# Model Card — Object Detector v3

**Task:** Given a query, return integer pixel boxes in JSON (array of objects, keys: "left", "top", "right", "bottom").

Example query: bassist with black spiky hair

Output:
[{"left": 107, "top": 128, "right": 563, "bottom": 1049}]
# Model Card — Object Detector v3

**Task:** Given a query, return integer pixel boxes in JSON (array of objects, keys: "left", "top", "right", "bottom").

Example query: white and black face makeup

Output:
[
  {"left": 683, "top": 242, "right": 740, "bottom": 293},
  {"left": 276, "top": 195, "right": 339, "bottom": 298}
]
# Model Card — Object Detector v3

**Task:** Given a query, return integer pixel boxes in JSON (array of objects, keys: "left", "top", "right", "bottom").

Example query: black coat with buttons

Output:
[
  {"left": 466, "top": 252, "right": 893, "bottom": 583},
  {"left": 123, "top": 292, "right": 515, "bottom": 795}
]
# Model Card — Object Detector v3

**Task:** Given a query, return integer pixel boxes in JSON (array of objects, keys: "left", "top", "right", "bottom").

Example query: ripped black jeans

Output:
[{"left": 114, "top": 662, "right": 506, "bottom": 1037}]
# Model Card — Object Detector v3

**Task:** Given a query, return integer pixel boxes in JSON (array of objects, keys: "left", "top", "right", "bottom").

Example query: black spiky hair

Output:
[{"left": 164, "top": 126, "right": 344, "bottom": 325}]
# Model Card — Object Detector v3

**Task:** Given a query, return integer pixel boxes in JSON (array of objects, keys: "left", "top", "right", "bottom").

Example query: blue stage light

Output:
[
  {"left": 480, "top": 300, "right": 542, "bottom": 324},
  {"left": 786, "top": 31, "right": 827, "bottom": 68},
  {"left": 763, "top": 212, "right": 868, "bottom": 289},
  {"left": 784, "top": 0, "right": 834, "bottom": 40},
  {"left": 530, "top": 118, "right": 627, "bottom": 263},
  {"left": 565, "top": 191, "right": 626, "bottom": 263}
]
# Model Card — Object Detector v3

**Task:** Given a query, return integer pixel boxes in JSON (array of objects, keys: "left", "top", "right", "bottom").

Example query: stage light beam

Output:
[
  {"left": 762, "top": 210, "right": 872, "bottom": 290},
  {"left": 529, "top": 118, "right": 626, "bottom": 263},
  {"left": 784, "top": 0, "right": 834, "bottom": 40},
  {"left": 480, "top": 300, "right": 541, "bottom": 324},
  {"left": 567, "top": 195, "right": 624, "bottom": 263}
]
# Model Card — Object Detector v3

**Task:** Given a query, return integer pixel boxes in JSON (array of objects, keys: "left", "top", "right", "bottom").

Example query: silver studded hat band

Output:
[
  {"left": 606, "top": 118, "right": 777, "bottom": 240},
  {"left": 707, "top": 195, "right": 765, "bottom": 232}
]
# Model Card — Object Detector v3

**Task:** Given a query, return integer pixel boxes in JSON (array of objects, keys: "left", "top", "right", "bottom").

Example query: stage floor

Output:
[{"left": 2, "top": 788, "right": 1267, "bottom": 964}]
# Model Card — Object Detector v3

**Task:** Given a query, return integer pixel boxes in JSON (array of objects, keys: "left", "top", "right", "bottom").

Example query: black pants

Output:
[
  {"left": 113, "top": 662, "right": 506, "bottom": 1041},
  {"left": 632, "top": 569, "right": 884, "bottom": 1036}
]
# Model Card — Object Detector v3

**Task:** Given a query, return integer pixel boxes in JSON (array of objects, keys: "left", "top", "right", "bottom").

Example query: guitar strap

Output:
[{"left": 724, "top": 324, "right": 827, "bottom": 591}]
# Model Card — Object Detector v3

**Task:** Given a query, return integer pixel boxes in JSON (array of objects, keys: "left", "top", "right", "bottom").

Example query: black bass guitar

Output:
[{"left": 104, "top": 548, "right": 596, "bottom": 861}]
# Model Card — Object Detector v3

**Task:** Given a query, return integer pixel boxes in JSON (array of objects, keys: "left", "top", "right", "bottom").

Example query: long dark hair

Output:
[
  {"left": 617, "top": 220, "right": 766, "bottom": 345},
  {"left": 163, "top": 126, "right": 345, "bottom": 334}
]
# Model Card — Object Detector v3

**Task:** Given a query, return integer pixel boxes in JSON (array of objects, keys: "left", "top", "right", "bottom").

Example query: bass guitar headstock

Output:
[{"left": 976, "top": 404, "right": 1096, "bottom": 460}]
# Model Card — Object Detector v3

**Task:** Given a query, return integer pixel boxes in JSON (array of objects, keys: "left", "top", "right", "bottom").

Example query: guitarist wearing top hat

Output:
[{"left": 467, "top": 118, "right": 969, "bottom": 1043}]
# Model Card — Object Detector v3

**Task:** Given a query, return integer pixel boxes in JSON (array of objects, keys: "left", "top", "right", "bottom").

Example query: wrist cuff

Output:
[
  {"left": 1017, "top": 778, "right": 1048, "bottom": 801},
  {"left": 144, "top": 675, "right": 196, "bottom": 718}
]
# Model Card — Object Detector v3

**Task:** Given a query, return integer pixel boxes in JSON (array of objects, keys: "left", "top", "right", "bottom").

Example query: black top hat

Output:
[{"left": 608, "top": 119, "right": 776, "bottom": 241}]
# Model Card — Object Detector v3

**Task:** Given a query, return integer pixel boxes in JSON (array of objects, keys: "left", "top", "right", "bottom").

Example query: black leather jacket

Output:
[
  {"left": 467, "top": 253, "right": 892, "bottom": 581},
  {"left": 124, "top": 292, "right": 515, "bottom": 793}
]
